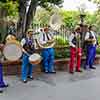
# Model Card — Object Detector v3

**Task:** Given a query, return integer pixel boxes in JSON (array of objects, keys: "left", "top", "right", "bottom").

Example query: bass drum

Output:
[
  {"left": 3, "top": 41, "right": 22, "bottom": 61},
  {"left": 29, "top": 53, "right": 42, "bottom": 65}
]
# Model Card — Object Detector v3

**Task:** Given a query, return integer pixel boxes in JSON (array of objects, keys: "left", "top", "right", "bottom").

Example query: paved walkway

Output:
[{"left": 0, "top": 65, "right": 100, "bottom": 100}]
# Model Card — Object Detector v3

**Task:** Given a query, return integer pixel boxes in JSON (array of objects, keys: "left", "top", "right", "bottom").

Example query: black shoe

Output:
[
  {"left": 28, "top": 76, "right": 34, "bottom": 80},
  {"left": 49, "top": 71, "right": 56, "bottom": 74},
  {"left": 23, "top": 80, "right": 27, "bottom": 83},
  {"left": 4, "top": 84, "right": 9, "bottom": 88},
  {"left": 44, "top": 70, "right": 49, "bottom": 74},
  {"left": 69, "top": 71, "right": 74, "bottom": 74},
  {"left": 0, "top": 84, "right": 9, "bottom": 88},
  {"left": 0, "top": 90, "right": 3, "bottom": 93},
  {"left": 84, "top": 66, "right": 90, "bottom": 70},
  {"left": 76, "top": 69, "right": 83, "bottom": 73},
  {"left": 84, "top": 67, "right": 87, "bottom": 70},
  {"left": 90, "top": 66, "right": 96, "bottom": 69}
]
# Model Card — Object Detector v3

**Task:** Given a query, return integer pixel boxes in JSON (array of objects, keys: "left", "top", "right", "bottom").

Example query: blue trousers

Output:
[
  {"left": 0, "top": 63, "right": 6, "bottom": 88},
  {"left": 42, "top": 48, "right": 55, "bottom": 72},
  {"left": 21, "top": 54, "right": 34, "bottom": 81},
  {"left": 85, "top": 45, "right": 96, "bottom": 68}
]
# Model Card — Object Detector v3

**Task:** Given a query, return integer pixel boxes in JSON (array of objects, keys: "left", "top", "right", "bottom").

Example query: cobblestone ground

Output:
[{"left": 0, "top": 65, "right": 100, "bottom": 100}]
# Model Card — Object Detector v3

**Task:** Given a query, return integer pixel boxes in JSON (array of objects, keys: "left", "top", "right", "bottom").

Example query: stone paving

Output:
[{"left": 0, "top": 65, "right": 100, "bottom": 100}]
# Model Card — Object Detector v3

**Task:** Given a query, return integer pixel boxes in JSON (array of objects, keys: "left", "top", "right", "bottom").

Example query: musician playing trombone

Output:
[
  {"left": 69, "top": 26, "right": 82, "bottom": 74},
  {"left": 21, "top": 29, "right": 35, "bottom": 83},
  {"left": 84, "top": 25, "right": 98, "bottom": 70}
]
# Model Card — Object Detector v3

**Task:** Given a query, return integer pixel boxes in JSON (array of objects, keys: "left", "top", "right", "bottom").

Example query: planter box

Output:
[{"left": 2, "top": 55, "right": 100, "bottom": 75}]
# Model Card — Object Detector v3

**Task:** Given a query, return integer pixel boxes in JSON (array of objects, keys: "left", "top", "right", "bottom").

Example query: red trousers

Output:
[{"left": 69, "top": 47, "right": 82, "bottom": 72}]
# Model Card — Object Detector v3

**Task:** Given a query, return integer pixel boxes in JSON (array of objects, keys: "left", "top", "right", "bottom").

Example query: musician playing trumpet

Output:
[
  {"left": 38, "top": 27, "right": 56, "bottom": 73},
  {"left": 84, "top": 25, "right": 98, "bottom": 70},
  {"left": 69, "top": 26, "right": 82, "bottom": 74}
]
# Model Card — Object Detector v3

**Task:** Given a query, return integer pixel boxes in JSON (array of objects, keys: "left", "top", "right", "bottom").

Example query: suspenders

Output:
[{"left": 43, "top": 32, "right": 52, "bottom": 41}]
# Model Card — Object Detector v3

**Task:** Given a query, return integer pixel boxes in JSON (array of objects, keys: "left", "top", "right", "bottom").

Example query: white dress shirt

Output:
[
  {"left": 21, "top": 38, "right": 26, "bottom": 47},
  {"left": 69, "top": 32, "right": 80, "bottom": 48},
  {"left": 85, "top": 31, "right": 97, "bottom": 45},
  {"left": 38, "top": 32, "right": 53, "bottom": 45}
]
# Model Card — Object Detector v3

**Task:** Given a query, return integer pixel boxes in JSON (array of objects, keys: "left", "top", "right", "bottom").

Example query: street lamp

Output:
[
  {"left": 78, "top": 1, "right": 86, "bottom": 26},
  {"left": 80, "top": 14, "right": 86, "bottom": 25}
]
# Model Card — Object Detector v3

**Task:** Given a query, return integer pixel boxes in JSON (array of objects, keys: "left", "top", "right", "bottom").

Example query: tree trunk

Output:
[
  {"left": 25, "top": 0, "right": 37, "bottom": 32},
  {"left": 17, "top": 0, "right": 27, "bottom": 39},
  {"left": 17, "top": 0, "right": 37, "bottom": 39}
]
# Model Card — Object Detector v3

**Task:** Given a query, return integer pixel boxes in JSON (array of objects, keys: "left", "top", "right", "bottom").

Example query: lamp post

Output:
[
  {"left": 78, "top": 1, "right": 86, "bottom": 26},
  {"left": 80, "top": 14, "right": 86, "bottom": 25}
]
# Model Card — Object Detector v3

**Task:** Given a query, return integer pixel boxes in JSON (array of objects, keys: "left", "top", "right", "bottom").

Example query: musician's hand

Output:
[
  {"left": 78, "top": 53, "right": 82, "bottom": 56},
  {"left": 75, "top": 46, "right": 77, "bottom": 48},
  {"left": 86, "top": 39, "right": 96, "bottom": 42}
]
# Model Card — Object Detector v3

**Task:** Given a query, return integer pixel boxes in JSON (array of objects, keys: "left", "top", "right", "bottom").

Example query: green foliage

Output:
[
  {"left": 55, "top": 48, "right": 70, "bottom": 59},
  {"left": 85, "top": 13, "right": 97, "bottom": 25},
  {"left": 96, "top": 48, "right": 100, "bottom": 54},
  {"left": 34, "top": 8, "right": 51, "bottom": 25},
  {"left": 54, "top": 35, "right": 69, "bottom": 47},
  {"left": 0, "top": 1, "right": 18, "bottom": 17},
  {"left": 39, "top": 0, "right": 63, "bottom": 8},
  {"left": 59, "top": 10, "right": 79, "bottom": 28},
  {"left": 98, "top": 36, "right": 100, "bottom": 44}
]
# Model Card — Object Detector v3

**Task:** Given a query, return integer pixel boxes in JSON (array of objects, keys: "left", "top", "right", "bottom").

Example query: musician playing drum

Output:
[
  {"left": 21, "top": 29, "right": 35, "bottom": 83},
  {"left": 84, "top": 25, "right": 98, "bottom": 70},
  {"left": 0, "top": 44, "right": 8, "bottom": 93},
  {"left": 38, "top": 27, "right": 56, "bottom": 73}
]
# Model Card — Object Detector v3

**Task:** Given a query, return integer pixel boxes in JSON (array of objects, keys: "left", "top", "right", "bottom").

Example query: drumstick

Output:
[{"left": 22, "top": 48, "right": 30, "bottom": 56}]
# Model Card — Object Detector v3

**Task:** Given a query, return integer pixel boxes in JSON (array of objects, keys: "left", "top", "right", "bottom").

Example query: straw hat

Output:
[
  {"left": 75, "top": 26, "right": 80, "bottom": 31},
  {"left": 27, "top": 29, "right": 33, "bottom": 34}
]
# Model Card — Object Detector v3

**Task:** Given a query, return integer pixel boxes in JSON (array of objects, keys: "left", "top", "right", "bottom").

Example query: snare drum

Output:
[
  {"left": 3, "top": 41, "right": 22, "bottom": 61},
  {"left": 29, "top": 53, "right": 42, "bottom": 64}
]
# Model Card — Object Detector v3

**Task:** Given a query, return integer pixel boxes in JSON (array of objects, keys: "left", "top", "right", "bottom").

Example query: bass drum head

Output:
[
  {"left": 29, "top": 53, "right": 42, "bottom": 64},
  {"left": 3, "top": 42, "right": 22, "bottom": 61}
]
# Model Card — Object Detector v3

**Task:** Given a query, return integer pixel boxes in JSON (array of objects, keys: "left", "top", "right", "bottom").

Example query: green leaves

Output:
[
  {"left": 39, "top": 0, "right": 63, "bottom": 9},
  {"left": 0, "top": 1, "right": 18, "bottom": 17}
]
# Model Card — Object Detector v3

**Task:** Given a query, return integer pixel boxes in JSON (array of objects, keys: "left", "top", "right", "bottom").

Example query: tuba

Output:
[
  {"left": 35, "top": 13, "right": 62, "bottom": 49},
  {"left": 49, "top": 13, "right": 62, "bottom": 31}
]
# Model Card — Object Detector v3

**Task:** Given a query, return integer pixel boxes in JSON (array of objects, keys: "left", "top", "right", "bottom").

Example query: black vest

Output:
[
  {"left": 72, "top": 37, "right": 77, "bottom": 46},
  {"left": 72, "top": 32, "right": 81, "bottom": 48},
  {"left": 72, "top": 32, "right": 78, "bottom": 46},
  {"left": 23, "top": 38, "right": 35, "bottom": 54},
  {"left": 86, "top": 31, "right": 98, "bottom": 45}
]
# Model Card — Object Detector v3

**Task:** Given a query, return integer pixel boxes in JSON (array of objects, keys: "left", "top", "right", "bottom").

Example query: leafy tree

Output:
[
  {"left": 0, "top": 0, "right": 18, "bottom": 18},
  {"left": 17, "top": 0, "right": 63, "bottom": 37},
  {"left": 59, "top": 10, "right": 79, "bottom": 29}
]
